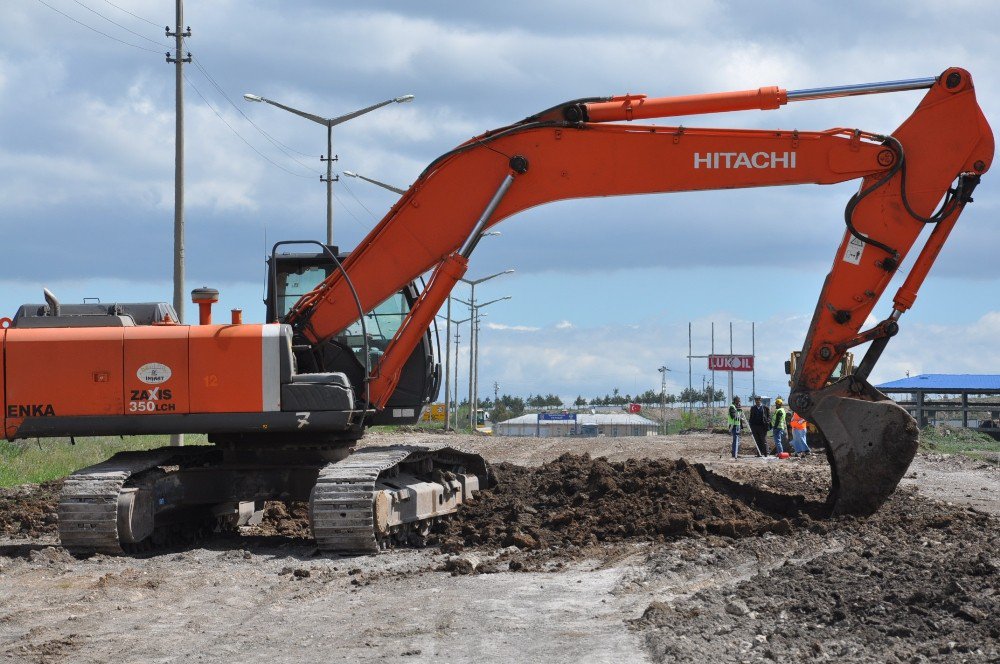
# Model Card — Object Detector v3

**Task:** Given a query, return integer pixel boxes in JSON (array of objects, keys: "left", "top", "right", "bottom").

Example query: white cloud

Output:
[
  {"left": 486, "top": 322, "right": 540, "bottom": 332},
  {"left": 555, "top": 320, "right": 573, "bottom": 329}
]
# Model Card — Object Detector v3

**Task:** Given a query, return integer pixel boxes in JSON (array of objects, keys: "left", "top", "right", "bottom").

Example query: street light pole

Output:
[
  {"left": 472, "top": 295, "right": 512, "bottom": 429},
  {"left": 325, "top": 124, "right": 333, "bottom": 243},
  {"left": 342, "top": 170, "right": 407, "bottom": 195},
  {"left": 457, "top": 269, "right": 514, "bottom": 430},
  {"left": 440, "top": 309, "right": 471, "bottom": 430},
  {"left": 243, "top": 93, "right": 414, "bottom": 244}
]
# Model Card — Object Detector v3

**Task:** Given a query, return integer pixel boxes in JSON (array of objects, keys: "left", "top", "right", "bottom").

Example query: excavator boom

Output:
[{"left": 290, "top": 68, "right": 993, "bottom": 514}]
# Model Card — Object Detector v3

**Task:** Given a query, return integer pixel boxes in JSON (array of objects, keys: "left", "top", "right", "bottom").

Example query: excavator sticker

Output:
[
  {"left": 843, "top": 233, "right": 866, "bottom": 265},
  {"left": 136, "top": 362, "right": 172, "bottom": 385}
]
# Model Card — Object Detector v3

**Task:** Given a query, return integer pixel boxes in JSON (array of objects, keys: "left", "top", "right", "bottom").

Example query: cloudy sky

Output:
[{"left": 2, "top": 1, "right": 998, "bottom": 403}]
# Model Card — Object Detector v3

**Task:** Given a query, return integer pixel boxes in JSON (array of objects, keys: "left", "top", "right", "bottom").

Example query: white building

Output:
[{"left": 494, "top": 413, "right": 658, "bottom": 437}]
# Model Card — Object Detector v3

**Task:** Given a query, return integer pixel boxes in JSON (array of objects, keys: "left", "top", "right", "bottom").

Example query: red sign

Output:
[
  {"left": 628, "top": 403, "right": 641, "bottom": 413},
  {"left": 708, "top": 354, "right": 754, "bottom": 371}
]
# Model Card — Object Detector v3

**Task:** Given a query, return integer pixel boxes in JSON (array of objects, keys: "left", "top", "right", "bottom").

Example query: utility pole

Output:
[
  {"left": 166, "top": 2, "right": 190, "bottom": 326},
  {"left": 166, "top": 1, "right": 190, "bottom": 447}
]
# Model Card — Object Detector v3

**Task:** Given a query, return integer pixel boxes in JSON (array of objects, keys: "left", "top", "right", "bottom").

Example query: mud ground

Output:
[{"left": 0, "top": 431, "right": 997, "bottom": 663}]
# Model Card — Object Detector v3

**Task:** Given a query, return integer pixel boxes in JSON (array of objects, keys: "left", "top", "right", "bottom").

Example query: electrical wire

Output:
[
  {"left": 331, "top": 190, "right": 372, "bottom": 231},
  {"left": 338, "top": 177, "right": 379, "bottom": 221},
  {"left": 69, "top": 0, "right": 167, "bottom": 47},
  {"left": 182, "top": 71, "right": 316, "bottom": 179},
  {"left": 101, "top": 0, "right": 160, "bottom": 27},
  {"left": 34, "top": 0, "right": 164, "bottom": 53},
  {"left": 185, "top": 45, "right": 322, "bottom": 168}
]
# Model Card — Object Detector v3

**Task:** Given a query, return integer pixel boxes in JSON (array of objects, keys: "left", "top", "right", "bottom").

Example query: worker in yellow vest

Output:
[
  {"left": 727, "top": 396, "right": 744, "bottom": 459},
  {"left": 771, "top": 398, "right": 788, "bottom": 455}
]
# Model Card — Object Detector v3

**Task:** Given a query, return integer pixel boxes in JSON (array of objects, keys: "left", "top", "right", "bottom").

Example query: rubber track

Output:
[
  {"left": 310, "top": 444, "right": 486, "bottom": 554},
  {"left": 57, "top": 449, "right": 179, "bottom": 555}
]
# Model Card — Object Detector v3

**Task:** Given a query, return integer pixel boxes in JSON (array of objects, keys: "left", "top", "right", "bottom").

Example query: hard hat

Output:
[{"left": 775, "top": 398, "right": 784, "bottom": 405}]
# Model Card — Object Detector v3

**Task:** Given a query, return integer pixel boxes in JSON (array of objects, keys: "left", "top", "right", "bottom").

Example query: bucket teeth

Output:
[{"left": 807, "top": 377, "right": 919, "bottom": 516}]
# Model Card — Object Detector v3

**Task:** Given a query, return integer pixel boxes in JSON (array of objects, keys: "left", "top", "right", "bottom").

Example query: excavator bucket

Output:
[{"left": 807, "top": 377, "right": 919, "bottom": 516}]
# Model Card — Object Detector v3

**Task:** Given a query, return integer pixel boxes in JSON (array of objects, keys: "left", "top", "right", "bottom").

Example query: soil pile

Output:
[
  {"left": 637, "top": 490, "right": 1000, "bottom": 663},
  {"left": 0, "top": 480, "right": 61, "bottom": 538},
  {"left": 433, "top": 453, "right": 798, "bottom": 552}
]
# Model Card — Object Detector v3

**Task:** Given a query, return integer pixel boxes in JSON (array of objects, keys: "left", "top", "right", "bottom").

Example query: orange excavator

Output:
[{"left": 1, "top": 67, "right": 992, "bottom": 554}]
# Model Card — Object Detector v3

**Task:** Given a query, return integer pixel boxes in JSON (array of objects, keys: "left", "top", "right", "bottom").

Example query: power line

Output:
[
  {"left": 331, "top": 189, "right": 371, "bottom": 231},
  {"left": 102, "top": 0, "right": 160, "bottom": 27},
  {"left": 70, "top": 0, "right": 167, "bottom": 47},
  {"left": 34, "top": 0, "right": 164, "bottom": 53},
  {"left": 182, "top": 71, "right": 316, "bottom": 179},
  {"left": 185, "top": 47, "right": 321, "bottom": 168},
  {"left": 337, "top": 177, "right": 379, "bottom": 221}
]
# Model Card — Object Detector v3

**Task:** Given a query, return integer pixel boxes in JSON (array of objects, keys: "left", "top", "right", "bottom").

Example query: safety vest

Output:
[
  {"left": 772, "top": 407, "right": 787, "bottom": 428},
  {"left": 728, "top": 405, "right": 742, "bottom": 428},
  {"left": 790, "top": 413, "right": 808, "bottom": 430}
]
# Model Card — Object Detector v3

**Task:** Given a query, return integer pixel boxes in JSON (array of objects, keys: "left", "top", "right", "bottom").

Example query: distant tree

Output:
[
  {"left": 638, "top": 389, "right": 659, "bottom": 404},
  {"left": 574, "top": 395, "right": 587, "bottom": 407},
  {"left": 679, "top": 387, "right": 701, "bottom": 405},
  {"left": 492, "top": 394, "right": 525, "bottom": 421},
  {"left": 527, "top": 394, "right": 547, "bottom": 408}
]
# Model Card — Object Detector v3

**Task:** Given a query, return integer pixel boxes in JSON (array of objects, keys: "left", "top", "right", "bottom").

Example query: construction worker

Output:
[
  {"left": 771, "top": 398, "right": 788, "bottom": 455},
  {"left": 747, "top": 395, "right": 771, "bottom": 456},
  {"left": 789, "top": 411, "right": 811, "bottom": 456},
  {"left": 727, "top": 396, "right": 744, "bottom": 459}
]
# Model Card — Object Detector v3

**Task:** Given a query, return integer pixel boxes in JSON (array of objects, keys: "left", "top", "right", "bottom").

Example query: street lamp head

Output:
[
  {"left": 503, "top": 269, "right": 515, "bottom": 275},
  {"left": 342, "top": 171, "right": 358, "bottom": 178},
  {"left": 243, "top": 93, "right": 263, "bottom": 103},
  {"left": 394, "top": 94, "right": 415, "bottom": 103}
]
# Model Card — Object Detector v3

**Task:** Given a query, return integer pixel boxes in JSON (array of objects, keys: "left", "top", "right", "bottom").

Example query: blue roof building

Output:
[
  {"left": 876, "top": 374, "right": 1000, "bottom": 429},
  {"left": 878, "top": 374, "right": 1000, "bottom": 392}
]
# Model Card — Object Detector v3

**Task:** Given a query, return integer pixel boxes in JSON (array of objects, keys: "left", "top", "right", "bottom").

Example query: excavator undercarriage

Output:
[{"left": 58, "top": 443, "right": 490, "bottom": 555}]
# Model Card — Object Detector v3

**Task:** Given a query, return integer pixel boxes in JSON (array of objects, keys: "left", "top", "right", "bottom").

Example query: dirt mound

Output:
[
  {"left": 638, "top": 492, "right": 1000, "bottom": 662},
  {"left": 432, "top": 454, "right": 798, "bottom": 554},
  {"left": 0, "top": 480, "right": 61, "bottom": 538}
]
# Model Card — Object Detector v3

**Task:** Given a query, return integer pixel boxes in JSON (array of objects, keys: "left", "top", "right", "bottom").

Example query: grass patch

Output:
[
  {"left": 0, "top": 435, "right": 207, "bottom": 488},
  {"left": 919, "top": 425, "right": 1000, "bottom": 465}
]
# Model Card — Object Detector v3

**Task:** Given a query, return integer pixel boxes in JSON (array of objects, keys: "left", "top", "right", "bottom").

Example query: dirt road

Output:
[{"left": 0, "top": 431, "right": 997, "bottom": 663}]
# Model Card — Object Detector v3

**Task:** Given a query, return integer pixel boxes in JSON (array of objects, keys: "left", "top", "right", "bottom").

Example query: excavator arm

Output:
[{"left": 289, "top": 68, "right": 993, "bottom": 515}]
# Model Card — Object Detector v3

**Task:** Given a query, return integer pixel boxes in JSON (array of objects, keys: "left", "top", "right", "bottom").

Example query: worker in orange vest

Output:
[{"left": 789, "top": 412, "right": 811, "bottom": 457}]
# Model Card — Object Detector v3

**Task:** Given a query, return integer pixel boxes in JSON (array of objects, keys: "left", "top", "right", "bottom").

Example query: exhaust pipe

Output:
[{"left": 42, "top": 288, "right": 61, "bottom": 317}]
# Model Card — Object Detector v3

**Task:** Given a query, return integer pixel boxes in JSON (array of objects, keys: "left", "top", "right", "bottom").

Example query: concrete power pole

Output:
[
  {"left": 166, "top": 1, "right": 190, "bottom": 447},
  {"left": 166, "top": 1, "right": 190, "bottom": 325}
]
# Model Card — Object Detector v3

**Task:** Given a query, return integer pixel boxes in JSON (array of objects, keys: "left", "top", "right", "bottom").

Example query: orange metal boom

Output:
[{"left": 288, "top": 68, "right": 992, "bottom": 410}]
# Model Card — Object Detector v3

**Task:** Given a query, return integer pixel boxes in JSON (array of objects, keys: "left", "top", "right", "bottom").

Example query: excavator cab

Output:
[
  {"left": 785, "top": 351, "right": 854, "bottom": 384},
  {"left": 265, "top": 247, "right": 440, "bottom": 425}
]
